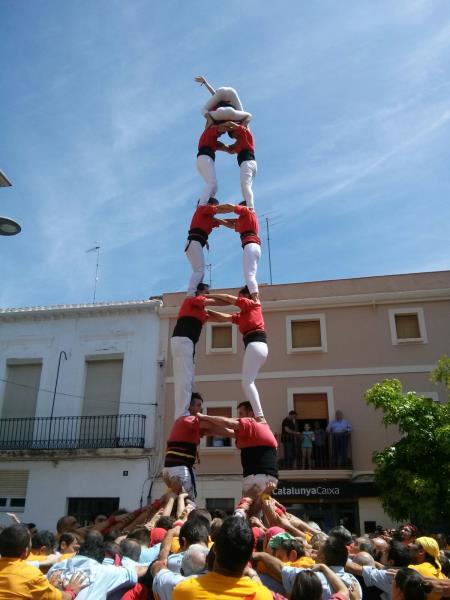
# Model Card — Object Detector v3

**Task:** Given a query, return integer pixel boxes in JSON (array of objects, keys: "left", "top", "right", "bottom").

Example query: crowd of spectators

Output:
[
  {"left": 281, "top": 410, "right": 352, "bottom": 469},
  {"left": 0, "top": 492, "right": 449, "bottom": 599}
]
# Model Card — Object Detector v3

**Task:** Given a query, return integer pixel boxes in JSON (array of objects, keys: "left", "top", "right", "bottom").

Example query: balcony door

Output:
[
  {"left": 1, "top": 362, "right": 42, "bottom": 448},
  {"left": 80, "top": 358, "right": 123, "bottom": 447},
  {"left": 293, "top": 392, "right": 329, "bottom": 469}
]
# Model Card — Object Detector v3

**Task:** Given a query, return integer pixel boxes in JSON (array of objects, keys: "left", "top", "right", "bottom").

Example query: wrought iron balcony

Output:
[
  {"left": 277, "top": 432, "right": 353, "bottom": 470},
  {"left": 0, "top": 414, "right": 146, "bottom": 451}
]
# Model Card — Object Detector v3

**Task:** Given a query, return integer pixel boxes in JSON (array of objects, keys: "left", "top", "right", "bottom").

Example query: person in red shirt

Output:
[
  {"left": 198, "top": 401, "right": 278, "bottom": 504},
  {"left": 196, "top": 124, "right": 229, "bottom": 206},
  {"left": 163, "top": 392, "right": 216, "bottom": 501},
  {"left": 222, "top": 121, "right": 257, "bottom": 209},
  {"left": 217, "top": 201, "right": 261, "bottom": 301},
  {"left": 195, "top": 75, "right": 252, "bottom": 125},
  {"left": 205, "top": 287, "right": 268, "bottom": 419},
  {"left": 171, "top": 284, "right": 226, "bottom": 419},
  {"left": 185, "top": 198, "right": 228, "bottom": 297}
]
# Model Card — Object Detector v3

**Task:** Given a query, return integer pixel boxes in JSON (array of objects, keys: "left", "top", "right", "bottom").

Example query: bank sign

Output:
[{"left": 274, "top": 481, "right": 376, "bottom": 499}]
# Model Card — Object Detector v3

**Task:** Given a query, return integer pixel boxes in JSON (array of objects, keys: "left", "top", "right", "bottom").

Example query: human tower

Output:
[{"left": 162, "top": 77, "right": 279, "bottom": 513}]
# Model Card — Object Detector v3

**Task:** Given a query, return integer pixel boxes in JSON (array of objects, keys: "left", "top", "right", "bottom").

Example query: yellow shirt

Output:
[
  {"left": 170, "top": 536, "right": 214, "bottom": 554},
  {"left": 0, "top": 557, "right": 62, "bottom": 600},
  {"left": 409, "top": 563, "right": 447, "bottom": 600},
  {"left": 288, "top": 556, "right": 315, "bottom": 568},
  {"left": 172, "top": 571, "right": 273, "bottom": 600},
  {"left": 409, "top": 562, "right": 447, "bottom": 579}
]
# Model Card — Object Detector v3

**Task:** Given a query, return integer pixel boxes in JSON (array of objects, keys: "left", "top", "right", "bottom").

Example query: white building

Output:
[{"left": 0, "top": 300, "right": 164, "bottom": 529}]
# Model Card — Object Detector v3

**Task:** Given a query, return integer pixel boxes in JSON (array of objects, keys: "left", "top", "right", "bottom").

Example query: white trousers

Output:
[
  {"left": 242, "top": 341, "right": 268, "bottom": 418},
  {"left": 242, "top": 474, "right": 278, "bottom": 497},
  {"left": 170, "top": 336, "right": 195, "bottom": 419},
  {"left": 185, "top": 239, "right": 205, "bottom": 296},
  {"left": 202, "top": 87, "right": 252, "bottom": 123},
  {"left": 197, "top": 155, "right": 217, "bottom": 205},
  {"left": 243, "top": 243, "right": 261, "bottom": 295},
  {"left": 240, "top": 160, "right": 257, "bottom": 209},
  {"left": 162, "top": 466, "right": 196, "bottom": 502}
]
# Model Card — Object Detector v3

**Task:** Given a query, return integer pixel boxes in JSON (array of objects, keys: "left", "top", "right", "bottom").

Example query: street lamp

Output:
[{"left": 0, "top": 169, "right": 22, "bottom": 237}]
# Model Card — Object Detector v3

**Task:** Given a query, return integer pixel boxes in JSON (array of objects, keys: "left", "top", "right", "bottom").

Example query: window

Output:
[
  {"left": 2, "top": 361, "right": 42, "bottom": 419},
  {"left": 2, "top": 362, "right": 42, "bottom": 445},
  {"left": 83, "top": 357, "right": 124, "bottom": 416},
  {"left": 421, "top": 392, "right": 441, "bottom": 403},
  {"left": 67, "top": 497, "right": 120, "bottom": 526},
  {"left": 0, "top": 470, "right": 28, "bottom": 512},
  {"left": 200, "top": 402, "right": 236, "bottom": 450},
  {"left": 205, "top": 498, "right": 235, "bottom": 515},
  {"left": 286, "top": 314, "right": 327, "bottom": 353},
  {"left": 206, "top": 323, "right": 237, "bottom": 354},
  {"left": 81, "top": 357, "right": 124, "bottom": 442},
  {"left": 388, "top": 308, "right": 427, "bottom": 345}
]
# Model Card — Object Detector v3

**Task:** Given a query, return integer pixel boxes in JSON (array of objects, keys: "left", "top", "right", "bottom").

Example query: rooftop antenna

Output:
[
  {"left": 205, "top": 263, "right": 212, "bottom": 287},
  {"left": 86, "top": 243, "right": 100, "bottom": 303},
  {"left": 265, "top": 217, "right": 273, "bottom": 285}
]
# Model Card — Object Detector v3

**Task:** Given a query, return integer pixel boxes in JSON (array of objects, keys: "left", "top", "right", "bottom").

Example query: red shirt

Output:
[
  {"left": 121, "top": 583, "right": 150, "bottom": 600},
  {"left": 198, "top": 126, "right": 221, "bottom": 150},
  {"left": 177, "top": 295, "right": 209, "bottom": 324},
  {"left": 167, "top": 415, "right": 201, "bottom": 445},
  {"left": 235, "top": 418, "right": 278, "bottom": 449},
  {"left": 234, "top": 205, "right": 260, "bottom": 246},
  {"left": 232, "top": 296, "right": 265, "bottom": 335},
  {"left": 189, "top": 205, "right": 219, "bottom": 235},
  {"left": 231, "top": 125, "right": 255, "bottom": 153}
]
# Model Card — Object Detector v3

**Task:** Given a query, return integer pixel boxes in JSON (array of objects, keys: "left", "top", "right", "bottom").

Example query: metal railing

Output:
[
  {"left": 278, "top": 432, "right": 353, "bottom": 470},
  {"left": 0, "top": 414, "right": 146, "bottom": 450}
]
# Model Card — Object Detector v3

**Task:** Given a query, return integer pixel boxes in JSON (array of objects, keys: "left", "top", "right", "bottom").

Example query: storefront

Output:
[{"left": 274, "top": 480, "right": 378, "bottom": 534}]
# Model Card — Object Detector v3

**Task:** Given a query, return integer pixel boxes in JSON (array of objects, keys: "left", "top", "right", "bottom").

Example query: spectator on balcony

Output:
[
  {"left": 313, "top": 421, "right": 327, "bottom": 468},
  {"left": 301, "top": 423, "right": 315, "bottom": 470},
  {"left": 326, "top": 411, "right": 352, "bottom": 468},
  {"left": 281, "top": 410, "right": 300, "bottom": 469}
]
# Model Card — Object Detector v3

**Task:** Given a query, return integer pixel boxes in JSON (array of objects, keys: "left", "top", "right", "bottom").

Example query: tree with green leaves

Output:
[{"left": 365, "top": 358, "right": 450, "bottom": 527}]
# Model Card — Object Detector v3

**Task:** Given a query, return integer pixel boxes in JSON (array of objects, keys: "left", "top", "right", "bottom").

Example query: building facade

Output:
[
  {"left": 0, "top": 300, "right": 163, "bottom": 529},
  {"left": 157, "top": 271, "right": 450, "bottom": 532}
]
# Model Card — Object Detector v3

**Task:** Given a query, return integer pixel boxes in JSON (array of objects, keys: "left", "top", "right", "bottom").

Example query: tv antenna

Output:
[
  {"left": 205, "top": 263, "right": 212, "bottom": 287},
  {"left": 86, "top": 243, "right": 101, "bottom": 303},
  {"left": 264, "top": 216, "right": 273, "bottom": 285}
]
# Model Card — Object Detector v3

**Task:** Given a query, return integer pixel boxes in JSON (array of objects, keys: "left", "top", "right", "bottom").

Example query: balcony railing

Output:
[
  {"left": 0, "top": 414, "right": 146, "bottom": 451},
  {"left": 278, "top": 432, "right": 353, "bottom": 470}
]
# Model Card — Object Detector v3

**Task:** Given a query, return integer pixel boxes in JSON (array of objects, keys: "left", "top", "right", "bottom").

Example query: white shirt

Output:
[
  {"left": 326, "top": 419, "right": 352, "bottom": 434},
  {"left": 362, "top": 565, "right": 393, "bottom": 600},
  {"left": 167, "top": 551, "right": 185, "bottom": 573},
  {"left": 47, "top": 555, "right": 137, "bottom": 600},
  {"left": 153, "top": 567, "right": 186, "bottom": 600},
  {"left": 282, "top": 565, "right": 361, "bottom": 599}
]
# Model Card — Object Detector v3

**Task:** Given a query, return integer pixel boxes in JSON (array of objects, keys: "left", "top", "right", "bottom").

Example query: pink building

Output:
[{"left": 156, "top": 270, "right": 450, "bottom": 533}]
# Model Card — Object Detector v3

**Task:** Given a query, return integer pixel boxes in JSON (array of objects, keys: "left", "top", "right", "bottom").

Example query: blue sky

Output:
[{"left": 1, "top": 0, "right": 449, "bottom": 307}]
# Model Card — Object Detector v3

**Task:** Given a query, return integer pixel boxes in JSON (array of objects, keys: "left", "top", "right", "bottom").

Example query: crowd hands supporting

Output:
[{"left": 1, "top": 501, "right": 450, "bottom": 599}]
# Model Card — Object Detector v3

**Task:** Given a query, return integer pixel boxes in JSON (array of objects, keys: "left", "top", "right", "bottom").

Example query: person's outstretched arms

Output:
[
  {"left": 205, "top": 309, "right": 233, "bottom": 323},
  {"left": 195, "top": 75, "right": 215, "bottom": 95},
  {"left": 207, "top": 293, "right": 238, "bottom": 304}
]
